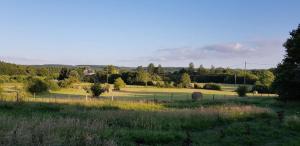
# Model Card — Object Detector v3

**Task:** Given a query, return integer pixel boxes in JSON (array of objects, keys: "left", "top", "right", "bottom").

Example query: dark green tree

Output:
[
  {"left": 236, "top": 86, "right": 248, "bottom": 97},
  {"left": 147, "top": 63, "right": 155, "bottom": 75},
  {"left": 27, "top": 78, "right": 49, "bottom": 94},
  {"left": 90, "top": 83, "right": 105, "bottom": 97},
  {"left": 273, "top": 25, "right": 300, "bottom": 100},
  {"left": 188, "top": 62, "right": 195, "bottom": 73},
  {"left": 58, "top": 68, "right": 70, "bottom": 80},
  {"left": 155, "top": 64, "right": 164, "bottom": 75},
  {"left": 68, "top": 70, "right": 80, "bottom": 83},
  {"left": 197, "top": 65, "right": 208, "bottom": 74}
]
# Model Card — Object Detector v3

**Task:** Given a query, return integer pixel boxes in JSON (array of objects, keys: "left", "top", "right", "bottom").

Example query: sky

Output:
[{"left": 0, "top": 0, "right": 300, "bottom": 69}]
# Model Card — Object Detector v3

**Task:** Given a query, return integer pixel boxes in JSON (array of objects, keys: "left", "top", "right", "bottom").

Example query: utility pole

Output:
[
  {"left": 234, "top": 73, "right": 237, "bottom": 86},
  {"left": 244, "top": 61, "right": 247, "bottom": 85}
]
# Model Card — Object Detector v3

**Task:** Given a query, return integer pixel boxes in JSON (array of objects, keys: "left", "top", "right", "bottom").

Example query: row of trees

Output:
[{"left": 0, "top": 60, "right": 276, "bottom": 94}]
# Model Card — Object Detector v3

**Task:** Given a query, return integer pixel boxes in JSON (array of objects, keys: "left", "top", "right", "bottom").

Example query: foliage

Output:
[
  {"left": 58, "top": 68, "right": 70, "bottom": 80},
  {"left": 27, "top": 78, "right": 49, "bottom": 94},
  {"left": 257, "top": 70, "right": 275, "bottom": 87},
  {"left": 236, "top": 86, "right": 249, "bottom": 97},
  {"left": 90, "top": 83, "right": 105, "bottom": 97},
  {"left": 114, "top": 77, "right": 126, "bottom": 90},
  {"left": 68, "top": 70, "right": 80, "bottom": 83},
  {"left": 252, "top": 82, "right": 271, "bottom": 94},
  {"left": 104, "top": 65, "right": 119, "bottom": 74},
  {"left": 203, "top": 83, "right": 221, "bottom": 91},
  {"left": 46, "top": 80, "right": 60, "bottom": 91},
  {"left": 58, "top": 79, "right": 72, "bottom": 88},
  {"left": 188, "top": 62, "right": 195, "bottom": 74},
  {"left": 194, "top": 83, "right": 202, "bottom": 89},
  {"left": 180, "top": 73, "right": 191, "bottom": 88},
  {"left": 147, "top": 63, "right": 155, "bottom": 75},
  {"left": 135, "top": 69, "right": 150, "bottom": 86},
  {"left": 273, "top": 24, "right": 300, "bottom": 100}
]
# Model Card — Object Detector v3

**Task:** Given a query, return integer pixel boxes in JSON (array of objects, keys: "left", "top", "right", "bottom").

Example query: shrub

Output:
[
  {"left": 58, "top": 79, "right": 72, "bottom": 88},
  {"left": 252, "top": 83, "right": 270, "bottom": 94},
  {"left": 177, "top": 83, "right": 183, "bottom": 88},
  {"left": 27, "top": 78, "right": 49, "bottom": 94},
  {"left": 155, "top": 81, "right": 165, "bottom": 88},
  {"left": 203, "top": 83, "right": 221, "bottom": 91},
  {"left": 90, "top": 83, "right": 105, "bottom": 97},
  {"left": 46, "top": 80, "right": 60, "bottom": 91},
  {"left": 114, "top": 77, "right": 126, "bottom": 90},
  {"left": 194, "top": 83, "right": 202, "bottom": 89},
  {"left": 236, "top": 86, "right": 249, "bottom": 97},
  {"left": 192, "top": 92, "right": 203, "bottom": 101}
]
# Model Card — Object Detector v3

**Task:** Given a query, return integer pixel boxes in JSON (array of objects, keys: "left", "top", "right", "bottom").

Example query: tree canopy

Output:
[{"left": 273, "top": 24, "right": 300, "bottom": 100}]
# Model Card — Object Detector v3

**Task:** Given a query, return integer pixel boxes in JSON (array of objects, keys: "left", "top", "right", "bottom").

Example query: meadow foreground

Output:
[{"left": 0, "top": 85, "right": 299, "bottom": 146}]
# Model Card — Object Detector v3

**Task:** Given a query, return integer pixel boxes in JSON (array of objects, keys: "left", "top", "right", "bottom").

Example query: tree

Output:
[
  {"left": 136, "top": 66, "right": 144, "bottom": 72},
  {"left": 273, "top": 25, "right": 300, "bottom": 100},
  {"left": 236, "top": 86, "right": 248, "bottom": 97},
  {"left": 36, "top": 68, "right": 49, "bottom": 76},
  {"left": 188, "top": 62, "right": 195, "bottom": 73},
  {"left": 104, "top": 65, "right": 119, "bottom": 74},
  {"left": 258, "top": 70, "right": 275, "bottom": 87},
  {"left": 154, "top": 64, "right": 164, "bottom": 75},
  {"left": 197, "top": 65, "right": 208, "bottom": 74},
  {"left": 58, "top": 68, "right": 70, "bottom": 80},
  {"left": 27, "top": 78, "right": 49, "bottom": 94},
  {"left": 252, "top": 70, "right": 275, "bottom": 93},
  {"left": 68, "top": 70, "right": 80, "bottom": 83},
  {"left": 114, "top": 77, "right": 126, "bottom": 90},
  {"left": 147, "top": 63, "right": 155, "bottom": 75},
  {"left": 180, "top": 73, "right": 191, "bottom": 88},
  {"left": 90, "top": 83, "right": 105, "bottom": 97},
  {"left": 136, "top": 70, "right": 150, "bottom": 86}
]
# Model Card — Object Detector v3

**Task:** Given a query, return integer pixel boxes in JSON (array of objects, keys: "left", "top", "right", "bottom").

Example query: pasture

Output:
[{"left": 0, "top": 83, "right": 299, "bottom": 146}]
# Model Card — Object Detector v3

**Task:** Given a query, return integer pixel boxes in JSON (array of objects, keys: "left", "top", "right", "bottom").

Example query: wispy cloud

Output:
[{"left": 120, "top": 39, "right": 284, "bottom": 68}]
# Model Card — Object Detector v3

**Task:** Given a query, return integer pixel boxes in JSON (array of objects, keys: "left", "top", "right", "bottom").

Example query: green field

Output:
[{"left": 0, "top": 83, "right": 299, "bottom": 146}]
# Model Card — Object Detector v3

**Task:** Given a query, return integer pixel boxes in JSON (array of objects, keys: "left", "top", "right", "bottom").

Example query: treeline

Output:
[{"left": 0, "top": 61, "right": 274, "bottom": 85}]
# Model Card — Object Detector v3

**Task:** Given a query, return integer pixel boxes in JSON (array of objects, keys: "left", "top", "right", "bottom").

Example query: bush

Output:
[
  {"left": 114, "top": 77, "right": 126, "bottom": 90},
  {"left": 203, "top": 83, "right": 221, "bottom": 91},
  {"left": 90, "top": 83, "right": 105, "bottom": 97},
  {"left": 46, "top": 80, "right": 60, "bottom": 91},
  {"left": 236, "top": 86, "right": 249, "bottom": 97},
  {"left": 194, "top": 83, "right": 202, "bottom": 89},
  {"left": 58, "top": 79, "right": 72, "bottom": 88},
  {"left": 252, "top": 83, "right": 270, "bottom": 94},
  {"left": 27, "top": 78, "right": 49, "bottom": 94}
]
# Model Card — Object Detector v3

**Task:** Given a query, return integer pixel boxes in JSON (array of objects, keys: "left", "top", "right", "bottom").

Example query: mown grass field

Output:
[{"left": 0, "top": 83, "right": 299, "bottom": 146}]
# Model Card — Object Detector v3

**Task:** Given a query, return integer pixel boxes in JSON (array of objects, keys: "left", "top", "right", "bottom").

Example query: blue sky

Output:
[{"left": 0, "top": 0, "right": 299, "bottom": 68}]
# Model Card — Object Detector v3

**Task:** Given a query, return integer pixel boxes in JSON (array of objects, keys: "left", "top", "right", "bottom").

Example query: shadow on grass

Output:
[{"left": 163, "top": 96, "right": 278, "bottom": 109}]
